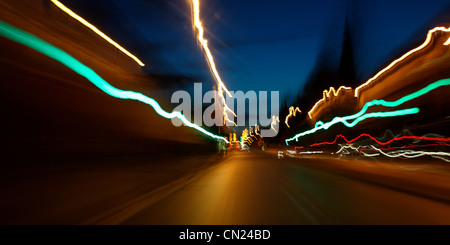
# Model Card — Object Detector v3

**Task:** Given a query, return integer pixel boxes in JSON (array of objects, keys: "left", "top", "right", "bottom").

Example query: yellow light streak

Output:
[
  {"left": 285, "top": 106, "right": 301, "bottom": 128},
  {"left": 271, "top": 116, "right": 279, "bottom": 133},
  {"left": 50, "top": 0, "right": 145, "bottom": 67},
  {"left": 355, "top": 26, "right": 450, "bottom": 97},
  {"left": 307, "top": 86, "right": 352, "bottom": 118},
  {"left": 191, "top": 0, "right": 231, "bottom": 97},
  {"left": 445, "top": 37, "right": 450, "bottom": 45},
  {"left": 218, "top": 85, "right": 237, "bottom": 122},
  {"left": 254, "top": 124, "right": 260, "bottom": 136},
  {"left": 306, "top": 26, "right": 450, "bottom": 120},
  {"left": 222, "top": 104, "right": 237, "bottom": 126},
  {"left": 191, "top": 0, "right": 236, "bottom": 126},
  {"left": 249, "top": 126, "right": 256, "bottom": 138}
]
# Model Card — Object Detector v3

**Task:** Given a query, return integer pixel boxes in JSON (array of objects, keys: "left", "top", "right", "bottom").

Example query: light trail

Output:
[
  {"left": 309, "top": 133, "right": 450, "bottom": 148},
  {"left": 0, "top": 20, "right": 228, "bottom": 143},
  {"left": 281, "top": 150, "right": 324, "bottom": 160},
  {"left": 306, "top": 26, "right": 450, "bottom": 118},
  {"left": 254, "top": 124, "right": 260, "bottom": 136},
  {"left": 361, "top": 147, "right": 450, "bottom": 160},
  {"left": 286, "top": 79, "right": 450, "bottom": 145},
  {"left": 359, "top": 143, "right": 447, "bottom": 153},
  {"left": 354, "top": 26, "right": 450, "bottom": 97},
  {"left": 432, "top": 156, "right": 450, "bottom": 162},
  {"left": 307, "top": 86, "right": 352, "bottom": 119},
  {"left": 50, "top": 0, "right": 145, "bottom": 67},
  {"left": 296, "top": 151, "right": 323, "bottom": 155},
  {"left": 278, "top": 151, "right": 284, "bottom": 159},
  {"left": 271, "top": 116, "right": 280, "bottom": 133},
  {"left": 294, "top": 146, "right": 304, "bottom": 151},
  {"left": 229, "top": 144, "right": 248, "bottom": 151},
  {"left": 285, "top": 106, "right": 301, "bottom": 128},
  {"left": 286, "top": 108, "right": 419, "bottom": 145},
  {"left": 445, "top": 37, "right": 450, "bottom": 45},
  {"left": 335, "top": 144, "right": 370, "bottom": 155},
  {"left": 191, "top": 0, "right": 231, "bottom": 96},
  {"left": 336, "top": 146, "right": 350, "bottom": 155},
  {"left": 336, "top": 143, "right": 450, "bottom": 162},
  {"left": 222, "top": 104, "right": 237, "bottom": 126},
  {"left": 248, "top": 126, "right": 255, "bottom": 138},
  {"left": 191, "top": 0, "right": 235, "bottom": 125},
  {"left": 242, "top": 129, "right": 254, "bottom": 145}
]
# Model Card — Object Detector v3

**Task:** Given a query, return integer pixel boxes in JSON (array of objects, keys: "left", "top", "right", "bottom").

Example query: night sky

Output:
[{"left": 63, "top": 0, "right": 450, "bottom": 104}]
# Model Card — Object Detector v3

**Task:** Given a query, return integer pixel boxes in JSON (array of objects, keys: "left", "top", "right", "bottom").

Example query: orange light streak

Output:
[
  {"left": 191, "top": 0, "right": 231, "bottom": 97},
  {"left": 445, "top": 37, "right": 450, "bottom": 45},
  {"left": 285, "top": 106, "right": 301, "bottom": 128},
  {"left": 307, "top": 86, "right": 352, "bottom": 118},
  {"left": 191, "top": 2, "right": 236, "bottom": 125},
  {"left": 307, "top": 26, "right": 450, "bottom": 119},
  {"left": 50, "top": 0, "right": 145, "bottom": 66},
  {"left": 254, "top": 124, "right": 260, "bottom": 136},
  {"left": 271, "top": 116, "right": 279, "bottom": 133},
  {"left": 354, "top": 26, "right": 450, "bottom": 97}
]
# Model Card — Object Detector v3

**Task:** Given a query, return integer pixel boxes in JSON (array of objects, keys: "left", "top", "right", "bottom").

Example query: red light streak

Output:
[{"left": 309, "top": 133, "right": 450, "bottom": 147}]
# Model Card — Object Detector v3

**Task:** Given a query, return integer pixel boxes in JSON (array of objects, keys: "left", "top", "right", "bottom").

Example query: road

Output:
[
  {"left": 2, "top": 151, "right": 450, "bottom": 225},
  {"left": 1, "top": 0, "right": 450, "bottom": 228},
  {"left": 103, "top": 152, "right": 450, "bottom": 225}
]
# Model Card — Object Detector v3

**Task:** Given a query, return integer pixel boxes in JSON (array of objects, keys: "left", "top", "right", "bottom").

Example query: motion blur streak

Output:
[
  {"left": 354, "top": 26, "right": 450, "bottom": 97},
  {"left": 191, "top": 0, "right": 231, "bottom": 97},
  {"left": 305, "top": 27, "right": 450, "bottom": 118},
  {"left": 191, "top": 0, "right": 236, "bottom": 126},
  {"left": 254, "top": 125, "right": 260, "bottom": 136},
  {"left": 285, "top": 106, "right": 301, "bottom": 128},
  {"left": 51, "top": 0, "right": 145, "bottom": 66},
  {"left": 336, "top": 145, "right": 450, "bottom": 163},
  {"left": 286, "top": 108, "right": 419, "bottom": 144},
  {"left": 445, "top": 37, "right": 450, "bottom": 45},
  {"left": 310, "top": 134, "right": 450, "bottom": 147},
  {"left": 293, "top": 151, "right": 324, "bottom": 155},
  {"left": 360, "top": 144, "right": 446, "bottom": 153},
  {"left": 433, "top": 156, "right": 450, "bottom": 162},
  {"left": 271, "top": 116, "right": 280, "bottom": 133},
  {"left": 0, "top": 20, "right": 228, "bottom": 143},
  {"left": 307, "top": 86, "right": 351, "bottom": 118},
  {"left": 362, "top": 148, "right": 450, "bottom": 160},
  {"left": 286, "top": 79, "right": 450, "bottom": 144},
  {"left": 336, "top": 145, "right": 367, "bottom": 154}
]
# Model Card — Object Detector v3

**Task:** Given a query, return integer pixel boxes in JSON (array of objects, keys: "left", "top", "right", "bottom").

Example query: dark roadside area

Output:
[
  {"left": 0, "top": 142, "right": 228, "bottom": 225},
  {"left": 270, "top": 149, "right": 450, "bottom": 205},
  {"left": 0, "top": 1, "right": 230, "bottom": 225}
]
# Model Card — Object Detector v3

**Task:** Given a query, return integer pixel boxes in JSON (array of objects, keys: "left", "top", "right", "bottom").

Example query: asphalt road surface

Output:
[
  {"left": 111, "top": 152, "right": 450, "bottom": 225},
  {"left": 2, "top": 151, "right": 450, "bottom": 225}
]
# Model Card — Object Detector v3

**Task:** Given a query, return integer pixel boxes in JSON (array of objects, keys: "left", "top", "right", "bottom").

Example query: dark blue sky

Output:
[{"left": 72, "top": 0, "right": 450, "bottom": 103}]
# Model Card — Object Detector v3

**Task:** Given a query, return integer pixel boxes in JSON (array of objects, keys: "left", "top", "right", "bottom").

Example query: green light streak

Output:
[
  {"left": 0, "top": 20, "right": 228, "bottom": 143},
  {"left": 286, "top": 108, "right": 419, "bottom": 145},
  {"left": 286, "top": 78, "right": 450, "bottom": 145}
]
